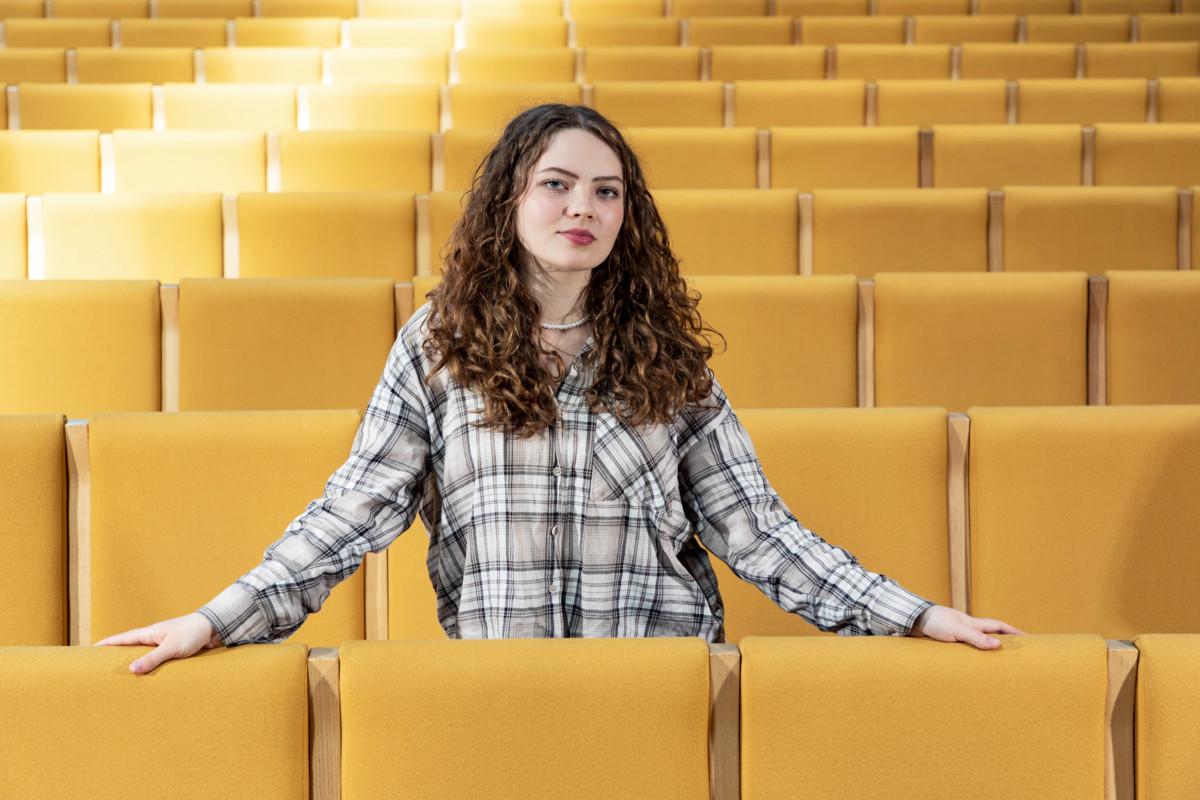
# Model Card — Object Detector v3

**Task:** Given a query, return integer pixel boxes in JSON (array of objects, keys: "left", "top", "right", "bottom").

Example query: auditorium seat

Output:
[
  {"left": 14, "top": 84, "right": 152, "bottom": 131},
  {"left": 733, "top": 80, "right": 864, "bottom": 126},
  {"left": 569, "top": 0, "right": 666, "bottom": 17},
  {"left": 75, "top": 47, "right": 193, "bottom": 83},
  {"left": 572, "top": 18, "right": 681, "bottom": 46},
  {"left": 279, "top": 130, "right": 431, "bottom": 191},
  {"left": 959, "top": 42, "right": 1078, "bottom": 79},
  {"left": 0, "top": 0, "right": 44, "bottom": 16},
  {"left": 464, "top": 0, "right": 561, "bottom": 16},
  {"left": 325, "top": 48, "right": 448, "bottom": 84},
  {"left": 1094, "top": 123, "right": 1200, "bottom": 186},
  {"left": 232, "top": 17, "right": 340, "bottom": 47},
  {"left": 0, "top": 281, "right": 160, "bottom": 417},
  {"left": 385, "top": 518, "right": 445, "bottom": 639},
  {"left": 260, "top": 0, "right": 356, "bottom": 14},
  {"left": 0, "top": 644, "right": 309, "bottom": 796},
  {"left": 339, "top": 638, "right": 710, "bottom": 797},
  {"left": 455, "top": 47, "right": 576, "bottom": 83},
  {"left": 1017, "top": 78, "right": 1147, "bottom": 123},
  {"left": 362, "top": 0, "right": 461, "bottom": 16},
  {"left": 874, "top": 272, "right": 1088, "bottom": 408},
  {"left": 82, "top": 410, "right": 367, "bottom": 646},
  {"left": 54, "top": 0, "right": 146, "bottom": 16},
  {"left": 655, "top": 189, "right": 798, "bottom": 276},
  {"left": 912, "top": 15, "right": 1019, "bottom": 43},
  {"left": 1002, "top": 186, "right": 1177, "bottom": 272},
  {"left": 877, "top": 0, "right": 968, "bottom": 11},
  {"left": 0, "top": 131, "right": 100, "bottom": 193},
  {"left": 203, "top": 47, "right": 323, "bottom": 83},
  {"left": 1026, "top": 14, "right": 1132, "bottom": 42},
  {"left": 412, "top": 273, "right": 440, "bottom": 304},
  {"left": 1138, "top": 14, "right": 1200, "bottom": 43},
  {"left": 835, "top": 44, "right": 952, "bottom": 79},
  {"left": 978, "top": 0, "right": 1072, "bottom": 10},
  {"left": 0, "top": 414, "right": 65, "bottom": 646},
  {"left": 460, "top": 18, "right": 568, "bottom": 48},
  {"left": 876, "top": 79, "right": 1008, "bottom": 125},
  {"left": 112, "top": 130, "right": 266, "bottom": 193},
  {"left": 163, "top": 83, "right": 296, "bottom": 130},
  {"left": 709, "top": 44, "right": 827, "bottom": 80},
  {"left": 423, "top": 190, "right": 467, "bottom": 272},
  {"left": 1158, "top": 77, "right": 1200, "bottom": 122},
  {"left": 0, "top": 194, "right": 23, "bottom": 279},
  {"left": 968, "top": 406, "right": 1200, "bottom": 637},
  {"left": 0, "top": 49, "right": 66, "bottom": 83},
  {"left": 1135, "top": 635, "right": 1200, "bottom": 800},
  {"left": 117, "top": 19, "right": 227, "bottom": 48},
  {"left": 1106, "top": 271, "right": 1200, "bottom": 404},
  {"left": 591, "top": 81, "right": 724, "bottom": 126},
  {"left": 156, "top": 0, "right": 251, "bottom": 15},
  {"left": 624, "top": 127, "right": 759, "bottom": 188},
  {"left": 1086, "top": 42, "right": 1200, "bottom": 78},
  {"left": 3, "top": 19, "right": 111, "bottom": 48},
  {"left": 343, "top": 19, "right": 455, "bottom": 48},
  {"left": 437, "top": 126, "right": 497, "bottom": 190},
  {"left": 676, "top": 0, "right": 768, "bottom": 14},
  {"left": 772, "top": 127, "right": 919, "bottom": 190},
  {"left": 444, "top": 82, "right": 582, "bottom": 129},
  {"left": 1083, "top": 0, "right": 1169, "bottom": 11},
  {"left": 303, "top": 84, "right": 440, "bottom": 131},
  {"left": 235, "top": 192, "right": 416, "bottom": 279},
  {"left": 741, "top": 635, "right": 1107, "bottom": 798},
  {"left": 177, "top": 278, "right": 395, "bottom": 411},
  {"left": 800, "top": 16, "right": 906, "bottom": 45},
  {"left": 932, "top": 124, "right": 1082, "bottom": 188},
  {"left": 582, "top": 45, "right": 703, "bottom": 80},
  {"left": 686, "top": 16, "right": 793, "bottom": 45},
  {"left": 777, "top": 0, "right": 870, "bottom": 12}
]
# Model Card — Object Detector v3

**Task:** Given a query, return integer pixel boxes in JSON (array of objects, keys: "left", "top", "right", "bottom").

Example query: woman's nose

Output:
[{"left": 566, "top": 191, "right": 596, "bottom": 219}]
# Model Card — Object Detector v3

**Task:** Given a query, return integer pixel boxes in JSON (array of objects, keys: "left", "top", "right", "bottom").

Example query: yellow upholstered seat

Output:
[
  {"left": 583, "top": 45, "right": 702, "bottom": 80},
  {"left": 691, "top": 275, "right": 858, "bottom": 407},
  {"left": 259, "top": 0, "right": 356, "bottom": 13},
  {"left": 876, "top": 79, "right": 1008, "bottom": 125},
  {"left": 0, "top": 131, "right": 99, "bottom": 193},
  {"left": 959, "top": 42, "right": 1078, "bottom": 79},
  {"left": 772, "top": 127, "right": 919, "bottom": 190},
  {"left": 444, "top": 82, "right": 582, "bottom": 129},
  {"left": 0, "top": 414, "right": 66, "bottom": 645},
  {"left": 877, "top": 0, "right": 968, "bottom": 11},
  {"left": 3, "top": 19, "right": 111, "bottom": 47},
  {"left": 1138, "top": 14, "right": 1200, "bottom": 43},
  {"left": 203, "top": 47, "right": 322, "bottom": 83},
  {"left": 1003, "top": 186, "right": 1177, "bottom": 271},
  {"left": 912, "top": 14, "right": 1018, "bottom": 43},
  {"left": 0, "top": 645, "right": 308, "bottom": 796},
  {"left": 279, "top": 130, "right": 431, "bottom": 191},
  {"left": 424, "top": 190, "right": 468, "bottom": 272},
  {"left": 969, "top": 406, "right": 1200, "bottom": 637},
  {"left": 460, "top": 18, "right": 567, "bottom": 47},
  {"left": 112, "top": 130, "right": 266, "bottom": 193},
  {"left": 0, "top": 49, "right": 66, "bottom": 83},
  {"left": 687, "top": 16, "right": 793, "bottom": 46},
  {"left": 777, "top": 0, "right": 869, "bottom": 12},
  {"left": 232, "top": 17, "right": 340, "bottom": 47},
  {"left": 978, "top": 0, "right": 1072, "bottom": 10},
  {"left": 325, "top": 49, "right": 447, "bottom": 84},
  {"left": 801, "top": 16, "right": 905, "bottom": 45},
  {"left": 303, "top": 84, "right": 440, "bottom": 131},
  {"left": 0, "top": 281, "right": 160, "bottom": 417},
  {"left": 343, "top": 18, "right": 455, "bottom": 48},
  {"left": 236, "top": 192, "right": 416, "bottom": 279},
  {"left": 339, "top": 638, "right": 710, "bottom": 798},
  {"left": 733, "top": 80, "right": 863, "bottom": 126},
  {"left": 1083, "top": 0, "right": 1169, "bottom": 11},
  {"left": 163, "top": 83, "right": 296, "bottom": 130},
  {"left": 572, "top": 17, "right": 681, "bottom": 46},
  {"left": 1017, "top": 77, "right": 1147, "bottom": 123},
  {"left": 117, "top": 18, "right": 227, "bottom": 47},
  {"left": 385, "top": 517, "right": 444, "bottom": 639},
  {"left": 874, "top": 272, "right": 1088, "bottom": 409},
  {"left": 932, "top": 124, "right": 1082, "bottom": 188},
  {"left": 0, "top": 0, "right": 45, "bottom": 15},
  {"left": 54, "top": 0, "right": 147, "bottom": 16},
  {"left": 1026, "top": 13, "right": 1132, "bottom": 42},
  {"left": 361, "top": 0, "right": 460, "bottom": 16},
  {"left": 569, "top": 0, "right": 666, "bottom": 17},
  {"left": 75, "top": 47, "right": 193, "bottom": 83},
  {"left": 178, "top": 278, "right": 396, "bottom": 411},
  {"left": 675, "top": 0, "right": 767, "bottom": 14},
  {"left": 1086, "top": 42, "right": 1200, "bottom": 78},
  {"left": 1158, "top": 77, "right": 1200, "bottom": 122},
  {"left": 438, "top": 126, "right": 498, "bottom": 190},
  {"left": 455, "top": 47, "right": 575, "bottom": 83},
  {"left": 1094, "top": 122, "right": 1200, "bottom": 185},
  {"left": 591, "top": 81, "right": 724, "bottom": 126},
  {"left": 1135, "top": 635, "right": 1200, "bottom": 800},
  {"left": 0, "top": 194, "right": 24, "bottom": 279},
  {"left": 625, "top": 127, "right": 758, "bottom": 189},
  {"left": 741, "top": 635, "right": 1107, "bottom": 798},
  {"left": 655, "top": 189, "right": 798, "bottom": 276},
  {"left": 1106, "top": 271, "right": 1200, "bottom": 404},
  {"left": 157, "top": 0, "right": 252, "bottom": 15},
  {"left": 15, "top": 84, "right": 151, "bottom": 131},
  {"left": 709, "top": 44, "right": 826, "bottom": 80},
  {"left": 835, "top": 43, "right": 952, "bottom": 79},
  {"left": 462, "top": 0, "right": 561, "bottom": 16}
]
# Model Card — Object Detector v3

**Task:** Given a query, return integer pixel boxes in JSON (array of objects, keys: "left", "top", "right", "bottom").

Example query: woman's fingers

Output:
[
  {"left": 93, "top": 627, "right": 160, "bottom": 647},
  {"left": 130, "top": 643, "right": 176, "bottom": 675}
]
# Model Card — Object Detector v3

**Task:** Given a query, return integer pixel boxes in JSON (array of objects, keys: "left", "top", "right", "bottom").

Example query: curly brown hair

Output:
[{"left": 424, "top": 104, "right": 722, "bottom": 437}]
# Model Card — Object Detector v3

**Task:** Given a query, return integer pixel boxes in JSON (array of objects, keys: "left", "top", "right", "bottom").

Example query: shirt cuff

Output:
[
  {"left": 864, "top": 581, "right": 937, "bottom": 637},
  {"left": 196, "top": 581, "right": 273, "bottom": 647}
]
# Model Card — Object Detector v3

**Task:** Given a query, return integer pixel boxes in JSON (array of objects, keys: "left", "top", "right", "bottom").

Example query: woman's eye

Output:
[
  {"left": 543, "top": 179, "right": 567, "bottom": 190},
  {"left": 598, "top": 187, "right": 621, "bottom": 198}
]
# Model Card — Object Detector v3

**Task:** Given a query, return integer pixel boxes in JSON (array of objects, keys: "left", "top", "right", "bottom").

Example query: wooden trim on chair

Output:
[
  {"left": 567, "top": 20, "right": 577, "bottom": 47},
  {"left": 1146, "top": 78, "right": 1157, "bottom": 122},
  {"left": 680, "top": 18, "right": 692, "bottom": 45},
  {"left": 857, "top": 278, "right": 875, "bottom": 408},
  {"left": 864, "top": 81, "right": 878, "bottom": 126},
  {"left": 161, "top": 284, "right": 181, "bottom": 412},
  {"left": 415, "top": 194, "right": 432, "bottom": 276},
  {"left": 903, "top": 16, "right": 914, "bottom": 44},
  {"left": 193, "top": 48, "right": 205, "bottom": 83},
  {"left": 1088, "top": 275, "right": 1108, "bottom": 406},
  {"left": 699, "top": 47, "right": 712, "bottom": 81},
  {"left": 722, "top": 83, "right": 734, "bottom": 128},
  {"left": 950, "top": 45, "right": 962, "bottom": 79},
  {"left": 755, "top": 129, "right": 770, "bottom": 189},
  {"left": 338, "top": 20, "right": 350, "bottom": 49},
  {"left": 151, "top": 85, "right": 165, "bottom": 130},
  {"left": 1075, "top": 43, "right": 1085, "bottom": 78},
  {"left": 573, "top": 47, "right": 583, "bottom": 81},
  {"left": 708, "top": 643, "right": 740, "bottom": 800},
  {"left": 1179, "top": 189, "right": 1193, "bottom": 271},
  {"left": 1130, "top": 13, "right": 1141, "bottom": 42},
  {"left": 307, "top": 648, "right": 341, "bottom": 800},
  {"left": 6, "top": 85, "right": 20, "bottom": 130},
  {"left": 826, "top": 45, "right": 837, "bottom": 79},
  {"left": 364, "top": 552, "right": 388, "bottom": 640},
  {"left": 99, "top": 133, "right": 115, "bottom": 192},
  {"left": 1082, "top": 126, "right": 1095, "bottom": 186},
  {"left": 394, "top": 282, "right": 415, "bottom": 331},
  {"left": 918, "top": 129, "right": 933, "bottom": 187},
  {"left": 26, "top": 196, "right": 44, "bottom": 279},
  {"left": 794, "top": 18, "right": 803, "bottom": 45},
  {"left": 221, "top": 194, "right": 239, "bottom": 278},
  {"left": 1105, "top": 640, "right": 1137, "bottom": 800},
  {"left": 266, "top": 132, "right": 281, "bottom": 191},
  {"left": 946, "top": 413, "right": 970, "bottom": 614},
  {"left": 1005, "top": 80, "right": 1018, "bottom": 124},
  {"left": 66, "top": 420, "right": 91, "bottom": 647},
  {"left": 448, "top": 48, "right": 460, "bottom": 84},
  {"left": 1017, "top": 15, "right": 1027, "bottom": 42},
  {"left": 987, "top": 191, "right": 1004, "bottom": 272},
  {"left": 576, "top": 48, "right": 588, "bottom": 83},
  {"left": 580, "top": 83, "right": 595, "bottom": 107},
  {"left": 65, "top": 48, "right": 78, "bottom": 83},
  {"left": 797, "top": 192, "right": 813, "bottom": 276},
  {"left": 431, "top": 133, "right": 445, "bottom": 192},
  {"left": 439, "top": 84, "right": 451, "bottom": 133},
  {"left": 296, "top": 84, "right": 312, "bottom": 131}
]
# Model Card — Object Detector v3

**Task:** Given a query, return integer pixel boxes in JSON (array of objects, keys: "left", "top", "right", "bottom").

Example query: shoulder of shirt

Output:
[{"left": 671, "top": 368, "right": 734, "bottom": 454}]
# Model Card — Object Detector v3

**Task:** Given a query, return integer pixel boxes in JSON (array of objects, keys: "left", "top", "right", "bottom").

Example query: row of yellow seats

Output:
[
  {"left": 4, "top": 636, "right": 1196, "bottom": 799},
  {"left": 2, "top": 272, "right": 1197, "bottom": 421},
  {"left": 6, "top": 403, "right": 1200, "bottom": 647}
]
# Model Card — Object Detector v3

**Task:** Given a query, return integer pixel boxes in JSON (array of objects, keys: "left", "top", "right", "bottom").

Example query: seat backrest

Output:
[
  {"left": 1134, "top": 634, "right": 1200, "bottom": 800},
  {"left": 1106, "top": 271, "right": 1200, "bottom": 404}
]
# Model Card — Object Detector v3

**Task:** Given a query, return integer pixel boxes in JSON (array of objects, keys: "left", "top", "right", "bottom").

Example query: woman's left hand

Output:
[{"left": 911, "top": 605, "right": 1025, "bottom": 650}]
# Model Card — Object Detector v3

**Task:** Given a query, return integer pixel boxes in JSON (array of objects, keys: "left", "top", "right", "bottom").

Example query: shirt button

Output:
[
  {"left": 548, "top": 583, "right": 558, "bottom": 593},
  {"left": 552, "top": 466, "right": 562, "bottom": 477},
  {"left": 550, "top": 525, "right": 559, "bottom": 537}
]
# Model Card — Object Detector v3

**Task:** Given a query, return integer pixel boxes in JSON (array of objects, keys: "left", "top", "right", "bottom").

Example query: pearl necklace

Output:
[{"left": 540, "top": 317, "right": 589, "bottom": 331}]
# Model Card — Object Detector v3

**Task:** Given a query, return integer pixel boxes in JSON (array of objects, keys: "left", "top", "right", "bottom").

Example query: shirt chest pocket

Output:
[{"left": 589, "top": 414, "right": 677, "bottom": 513}]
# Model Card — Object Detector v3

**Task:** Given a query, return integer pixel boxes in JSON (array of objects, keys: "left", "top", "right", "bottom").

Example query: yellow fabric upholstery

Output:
[
  {"left": 1158, "top": 77, "right": 1200, "bottom": 122},
  {"left": 0, "top": 414, "right": 65, "bottom": 645},
  {"left": 55, "top": 0, "right": 146, "bottom": 14},
  {"left": 325, "top": 48, "right": 448, "bottom": 84},
  {"left": 1004, "top": 186, "right": 1177, "bottom": 271},
  {"left": 709, "top": 44, "right": 826, "bottom": 80},
  {"left": 878, "top": 0, "right": 968, "bottom": 10},
  {"left": 778, "top": 0, "right": 870, "bottom": 12},
  {"left": 1135, "top": 635, "right": 1200, "bottom": 800},
  {"left": 0, "top": 281, "right": 160, "bottom": 417},
  {"left": 573, "top": 18, "right": 682, "bottom": 46},
  {"left": 1026, "top": 13, "right": 1132, "bottom": 42},
  {"left": 0, "top": 131, "right": 100, "bottom": 193},
  {"left": 75, "top": 47, "right": 194, "bottom": 83},
  {"left": 0, "top": 644, "right": 308, "bottom": 797},
  {"left": 875, "top": 272, "right": 1088, "bottom": 409},
  {"left": 279, "top": 130, "right": 430, "bottom": 191},
  {"left": 118, "top": 19, "right": 227, "bottom": 47},
  {"left": 1018, "top": 77, "right": 1147, "bottom": 123},
  {"left": 203, "top": 47, "right": 322, "bottom": 83},
  {"left": 570, "top": 0, "right": 666, "bottom": 17},
  {"left": 428, "top": 190, "right": 467, "bottom": 272},
  {"left": 0, "top": 0, "right": 44, "bottom": 15},
  {"left": 876, "top": 79, "right": 1008, "bottom": 125},
  {"left": 340, "top": 638, "right": 710, "bottom": 798},
  {"left": 463, "top": 0, "right": 562, "bottom": 17},
  {"left": 386, "top": 518, "right": 446, "bottom": 639},
  {"left": 584, "top": 45, "right": 702, "bottom": 80},
  {"left": 446, "top": 82, "right": 581, "bottom": 128},
  {"left": 691, "top": 275, "right": 858, "bottom": 407},
  {"left": 592, "top": 81, "right": 724, "bottom": 126},
  {"left": 0, "top": 194, "right": 24, "bottom": 279},
  {"left": 163, "top": 83, "right": 296, "bottom": 130},
  {"left": 913, "top": 15, "right": 1018, "bottom": 43},
  {"left": 439, "top": 127, "right": 498, "bottom": 190},
  {"left": 734, "top": 79, "right": 863, "bottom": 126},
  {"left": 836, "top": 43, "right": 952, "bottom": 78},
  {"left": 1195, "top": 183, "right": 1200, "bottom": 269},
  {"left": 362, "top": 0, "right": 461, "bottom": 17},
  {"left": 456, "top": 47, "right": 575, "bottom": 83},
  {"left": 1183, "top": 0, "right": 1199, "bottom": 10},
  {"left": 412, "top": 274, "right": 441, "bottom": 303},
  {"left": 113, "top": 130, "right": 265, "bottom": 193},
  {"left": 260, "top": 0, "right": 356, "bottom": 13},
  {"left": 237, "top": 192, "right": 416, "bottom": 279},
  {"left": 654, "top": 189, "right": 798, "bottom": 275},
  {"left": 344, "top": 19, "right": 455, "bottom": 48},
  {"left": 1106, "top": 271, "right": 1200, "bottom": 404},
  {"left": 4, "top": 19, "right": 111, "bottom": 47},
  {"left": 43, "top": 193, "right": 221, "bottom": 281},
  {"left": 960, "top": 42, "right": 1078, "bottom": 78},
  {"left": 676, "top": 0, "right": 767, "bottom": 14},
  {"left": 1087, "top": 42, "right": 1200, "bottom": 78},
  {"left": 88, "top": 411, "right": 366, "bottom": 645},
  {"left": 714, "top": 408, "right": 950, "bottom": 641},
  {"left": 1139, "top": 14, "right": 1200, "bottom": 42},
  {"left": 17, "top": 84, "right": 151, "bottom": 132},
  {"left": 232, "top": 17, "right": 340, "bottom": 47},
  {"left": 773, "top": 127, "right": 919, "bottom": 190},
  {"left": 624, "top": 127, "right": 758, "bottom": 188},
  {"left": 460, "top": 18, "right": 567, "bottom": 47},
  {"left": 688, "top": 17, "right": 793, "bottom": 45},
  {"left": 979, "top": 0, "right": 1071, "bottom": 9},
  {"left": 305, "top": 84, "right": 440, "bottom": 131},
  {"left": 1084, "top": 0, "right": 1169, "bottom": 9},
  {"left": 741, "top": 635, "right": 1107, "bottom": 799},
  {"left": 969, "top": 406, "right": 1200, "bottom": 637},
  {"left": 157, "top": 0, "right": 252, "bottom": 16},
  {"left": 0, "top": 49, "right": 67, "bottom": 83},
  {"left": 933, "top": 124, "right": 1082, "bottom": 188},
  {"left": 802, "top": 16, "right": 906, "bottom": 44},
  {"left": 178, "top": 278, "right": 395, "bottom": 410},
  {"left": 1094, "top": 122, "right": 1200, "bottom": 185}
]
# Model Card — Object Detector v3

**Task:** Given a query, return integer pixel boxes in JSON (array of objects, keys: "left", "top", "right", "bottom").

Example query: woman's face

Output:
[{"left": 515, "top": 128, "right": 625, "bottom": 279}]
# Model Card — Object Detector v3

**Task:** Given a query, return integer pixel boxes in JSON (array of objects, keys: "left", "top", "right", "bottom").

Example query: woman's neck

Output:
[{"left": 522, "top": 261, "right": 591, "bottom": 325}]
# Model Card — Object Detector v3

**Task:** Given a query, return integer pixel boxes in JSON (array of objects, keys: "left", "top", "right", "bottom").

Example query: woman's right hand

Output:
[{"left": 94, "top": 612, "right": 223, "bottom": 675}]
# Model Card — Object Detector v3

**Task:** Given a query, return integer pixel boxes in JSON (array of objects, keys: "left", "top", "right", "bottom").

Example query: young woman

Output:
[{"left": 98, "top": 104, "right": 1023, "bottom": 674}]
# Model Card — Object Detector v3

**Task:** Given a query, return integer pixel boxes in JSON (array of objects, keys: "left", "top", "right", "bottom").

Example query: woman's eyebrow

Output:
[{"left": 538, "top": 166, "right": 624, "bottom": 184}]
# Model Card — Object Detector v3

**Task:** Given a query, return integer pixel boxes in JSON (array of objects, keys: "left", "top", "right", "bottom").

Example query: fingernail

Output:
[{"left": 130, "top": 661, "right": 141, "bottom": 672}]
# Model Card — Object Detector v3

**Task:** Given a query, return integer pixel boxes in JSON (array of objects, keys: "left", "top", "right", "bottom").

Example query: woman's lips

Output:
[{"left": 560, "top": 231, "right": 595, "bottom": 245}]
